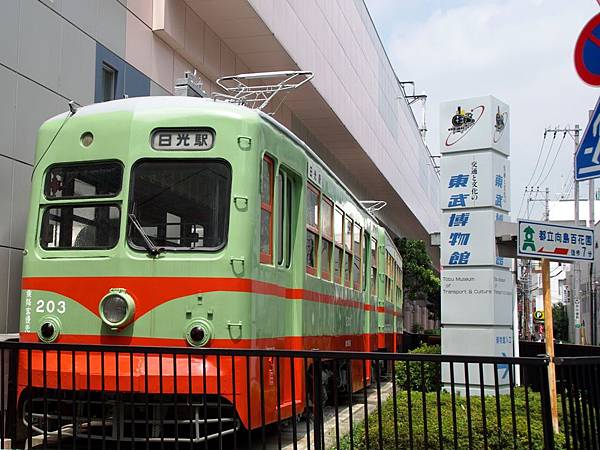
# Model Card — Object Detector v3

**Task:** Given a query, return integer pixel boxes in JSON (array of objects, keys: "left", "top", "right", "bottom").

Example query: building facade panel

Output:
[
  {"left": 15, "top": 76, "right": 66, "bottom": 165},
  {"left": 96, "top": 0, "right": 127, "bottom": 59},
  {"left": 0, "top": 67, "right": 18, "bottom": 164},
  {"left": 0, "top": 249, "right": 9, "bottom": 334},
  {"left": 61, "top": 0, "right": 99, "bottom": 35},
  {"left": 18, "top": 0, "right": 62, "bottom": 92},
  {"left": 249, "top": 0, "right": 438, "bottom": 233},
  {"left": 7, "top": 249, "right": 22, "bottom": 333},
  {"left": 0, "top": 0, "right": 20, "bottom": 69},
  {"left": 59, "top": 19, "right": 97, "bottom": 106},
  {"left": 10, "top": 162, "right": 33, "bottom": 250},
  {"left": 0, "top": 162, "right": 13, "bottom": 248}
]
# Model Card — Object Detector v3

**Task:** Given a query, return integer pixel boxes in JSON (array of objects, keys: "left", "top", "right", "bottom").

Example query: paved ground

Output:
[{"left": 259, "top": 380, "right": 394, "bottom": 450}]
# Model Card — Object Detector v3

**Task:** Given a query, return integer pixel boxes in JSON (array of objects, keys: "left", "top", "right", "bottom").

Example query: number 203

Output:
[{"left": 35, "top": 300, "right": 66, "bottom": 314}]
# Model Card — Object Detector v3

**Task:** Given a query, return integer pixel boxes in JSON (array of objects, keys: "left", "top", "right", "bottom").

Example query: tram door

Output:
[{"left": 274, "top": 167, "right": 299, "bottom": 415}]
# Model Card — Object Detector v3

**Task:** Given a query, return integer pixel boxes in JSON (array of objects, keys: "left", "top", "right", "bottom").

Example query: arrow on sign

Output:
[
  {"left": 497, "top": 352, "right": 509, "bottom": 380},
  {"left": 537, "top": 247, "right": 570, "bottom": 256}
]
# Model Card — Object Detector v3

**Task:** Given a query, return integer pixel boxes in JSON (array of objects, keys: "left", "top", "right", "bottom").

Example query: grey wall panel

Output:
[
  {"left": 0, "top": 67, "right": 18, "bottom": 160},
  {"left": 0, "top": 248, "right": 9, "bottom": 334},
  {"left": 10, "top": 163, "right": 33, "bottom": 250},
  {"left": 18, "top": 0, "right": 62, "bottom": 92},
  {"left": 0, "top": 161, "right": 13, "bottom": 248},
  {"left": 96, "top": 0, "right": 126, "bottom": 59},
  {"left": 62, "top": 0, "right": 98, "bottom": 37},
  {"left": 7, "top": 249, "right": 23, "bottom": 333},
  {"left": 14, "top": 76, "right": 67, "bottom": 165},
  {"left": 60, "top": 20, "right": 96, "bottom": 105},
  {"left": 0, "top": 0, "right": 19, "bottom": 68},
  {"left": 39, "top": 0, "right": 61, "bottom": 12},
  {"left": 150, "top": 80, "right": 171, "bottom": 97}
]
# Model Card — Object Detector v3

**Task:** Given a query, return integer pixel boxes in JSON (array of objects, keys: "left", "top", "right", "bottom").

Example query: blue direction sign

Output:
[{"left": 575, "top": 97, "right": 600, "bottom": 181}]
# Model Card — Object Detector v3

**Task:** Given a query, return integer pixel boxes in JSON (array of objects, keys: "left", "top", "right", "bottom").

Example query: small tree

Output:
[
  {"left": 553, "top": 302, "right": 569, "bottom": 343},
  {"left": 394, "top": 237, "right": 441, "bottom": 320}
]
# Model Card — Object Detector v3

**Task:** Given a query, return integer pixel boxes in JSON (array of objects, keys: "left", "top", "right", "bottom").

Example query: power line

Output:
[
  {"left": 531, "top": 130, "right": 558, "bottom": 188},
  {"left": 536, "top": 132, "right": 567, "bottom": 187},
  {"left": 518, "top": 133, "right": 548, "bottom": 217}
]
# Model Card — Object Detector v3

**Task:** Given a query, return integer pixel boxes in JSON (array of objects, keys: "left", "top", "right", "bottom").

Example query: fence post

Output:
[
  {"left": 6, "top": 347, "right": 18, "bottom": 443},
  {"left": 539, "top": 357, "right": 555, "bottom": 450},
  {"left": 313, "top": 358, "right": 323, "bottom": 450}
]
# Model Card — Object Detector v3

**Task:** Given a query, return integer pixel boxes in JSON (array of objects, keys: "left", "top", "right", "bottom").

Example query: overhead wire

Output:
[
  {"left": 536, "top": 132, "right": 567, "bottom": 187},
  {"left": 517, "top": 132, "right": 548, "bottom": 218},
  {"left": 530, "top": 130, "right": 558, "bottom": 188}
]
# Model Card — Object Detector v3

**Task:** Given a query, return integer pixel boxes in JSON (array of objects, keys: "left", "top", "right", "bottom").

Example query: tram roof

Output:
[{"left": 43, "top": 96, "right": 380, "bottom": 225}]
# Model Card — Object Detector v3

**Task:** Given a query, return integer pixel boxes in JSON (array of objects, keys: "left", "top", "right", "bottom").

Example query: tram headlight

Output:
[
  {"left": 38, "top": 316, "right": 60, "bottom": 343},
  {"left": 185, "top": 319, "right": 213, "bottom": 347},
  {"left": 99, "top": 289, "right": 135, "bottom": 330}
]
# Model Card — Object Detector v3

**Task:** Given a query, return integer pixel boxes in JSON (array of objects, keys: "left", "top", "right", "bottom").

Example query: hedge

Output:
[
  {"left": 337, "top": 387, "right": 566, "bottom": 450},
  {"left": 394, "top": 343, "right": 441, "bottom": 393}
]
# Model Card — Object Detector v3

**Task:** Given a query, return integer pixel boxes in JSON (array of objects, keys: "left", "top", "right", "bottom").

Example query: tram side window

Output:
[
  {"left": 277, "top": 170, "right": 294, "bottom": 268},
  {"left": 362, "top": 232, "right": 368, "bottom": 291},
  {"left": 344, "top": 216, "right": 353, "bottom": 287},
  {"left": 371, "top": 238, "right": 378, "bottom": 296},
  {"left": 396, "top": 264, "right": 403, "bottom": 306},
  {"left": 277, "top": 173, "right": 284, "bottom": 265},
  {"left": 353, "top": 224, "right": 362, "bottom": 290},
  {"left": 334, "top": 207, "right": 344, "bottom": 284},
  {"left": 306, "top": 182, "right": 320, "bottom": 275},
  {"left": 260, "top": 156, "right": 274, "bottom": 264},
  {"left": 321, "top": 196, "right": 333, "bottom": 280},
  {"left": 385, "top": 251, "right": 392, "bottom": 301}
]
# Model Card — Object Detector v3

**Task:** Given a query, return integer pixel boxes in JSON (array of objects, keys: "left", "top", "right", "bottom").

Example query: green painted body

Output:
[{"left": 19, "top": 97, "right": 402, "bottom": 349}]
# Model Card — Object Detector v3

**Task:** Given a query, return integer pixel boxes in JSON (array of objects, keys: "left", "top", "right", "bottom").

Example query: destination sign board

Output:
[
  {"left": 517, "top": 219, "right": 594, "bottom": 262},
  {"left": 151, "top": 128, "right": 214, "bottom": 150}
]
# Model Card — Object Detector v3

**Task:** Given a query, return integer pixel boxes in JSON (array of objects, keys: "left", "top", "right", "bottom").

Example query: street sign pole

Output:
[{"left": 542, "top": 258, "right": 559, "bottom": 433}]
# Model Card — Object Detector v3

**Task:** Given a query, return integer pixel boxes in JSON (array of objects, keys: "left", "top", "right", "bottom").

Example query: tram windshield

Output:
[{"left": 128, "top": 160, "right": 231, "bottom": 251}]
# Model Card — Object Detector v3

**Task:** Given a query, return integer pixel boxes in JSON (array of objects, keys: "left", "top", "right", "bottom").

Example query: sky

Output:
[{"left": 364, "top": 0, "right": 599, "bottom": 221}]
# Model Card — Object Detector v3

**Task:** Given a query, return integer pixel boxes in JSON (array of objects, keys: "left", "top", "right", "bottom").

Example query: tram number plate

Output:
[{"left": 151, "top": 128, "right": 214, "bottom": 151}]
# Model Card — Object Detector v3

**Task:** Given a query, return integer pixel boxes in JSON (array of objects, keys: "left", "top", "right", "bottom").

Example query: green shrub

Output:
[
  {"left": 395, "top": 343, "right": 441, "bottom": 392},
  {"left": 337, "top": 387, "right": 566, "bottom": 450},
  {"left": 424, "top": 328, "right": 441, "bottom": 336}
]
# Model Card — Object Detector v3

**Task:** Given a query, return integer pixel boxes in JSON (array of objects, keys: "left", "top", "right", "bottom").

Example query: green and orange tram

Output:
[{"left": 17, "top": 72, "right": 403, "bottom": 441}]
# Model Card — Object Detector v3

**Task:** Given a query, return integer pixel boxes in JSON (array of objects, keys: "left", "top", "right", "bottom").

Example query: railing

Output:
[{"left": 0, "top": 340, "right": 597, "bottom": 449}]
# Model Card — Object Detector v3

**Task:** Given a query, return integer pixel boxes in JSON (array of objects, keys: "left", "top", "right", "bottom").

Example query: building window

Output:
[
  {"left": 101, "top": 63, "right": 117, "bottom": 102},
  {"left": 334, "top": 207, "right": 344, "bottom": 284},
  {"left": 321, "top": 196, "right": 333, "bottom": 280},
  {"left": 260, "top": 155, "right": 274, "bottom": 264},
  {"left": 306, "top": 182, "right": 320, "bottom": 275}
]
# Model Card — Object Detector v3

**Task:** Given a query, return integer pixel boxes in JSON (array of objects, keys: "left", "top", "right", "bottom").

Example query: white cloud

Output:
[{"left": 375, "top": 0, "right": 599, "bottom": 220}]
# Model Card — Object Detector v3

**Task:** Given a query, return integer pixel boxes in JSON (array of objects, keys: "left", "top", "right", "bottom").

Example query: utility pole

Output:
[
  {"left": 544, "top": 187, "right": 550, "bottom": 220},
  {"left": 545, "top": 125, "right": 583, "bottom": 344}
]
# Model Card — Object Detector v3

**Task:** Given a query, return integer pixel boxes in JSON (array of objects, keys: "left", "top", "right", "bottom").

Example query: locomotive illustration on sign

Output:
[
  {"left": 440, "top": 96, "right": 510, "bottom": 154},
  {"left": 16, "top": 72, "right": 403, "bottom": 442},
  {"left": 445, "top": 105, "right": 485, "bottom": 147}
]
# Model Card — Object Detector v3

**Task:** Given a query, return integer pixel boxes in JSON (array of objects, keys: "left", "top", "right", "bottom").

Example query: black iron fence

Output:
[{"left": 0, "top": 340, "right": 598, "bottom": 449}]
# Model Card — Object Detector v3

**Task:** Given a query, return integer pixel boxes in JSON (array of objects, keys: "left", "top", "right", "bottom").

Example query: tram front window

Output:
[
  {"left": 40, "top": 205, "right": 120, "bottom": 249},
  {"left": 129, "top": 160, "right": 231, "bottom": 251}
]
